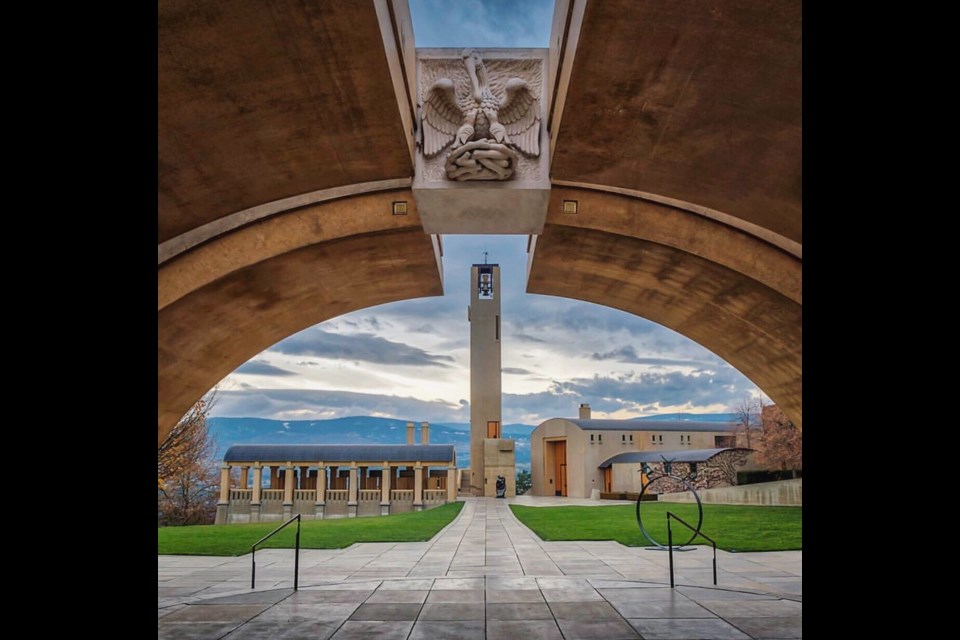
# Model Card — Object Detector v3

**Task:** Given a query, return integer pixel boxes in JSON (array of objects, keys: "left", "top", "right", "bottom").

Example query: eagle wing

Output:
[
  {"left": 422, "top": 78, "right": 463, "bottom": 157},
  {"left": 499, "top": 78, "right": 541, "bottom": 157}
]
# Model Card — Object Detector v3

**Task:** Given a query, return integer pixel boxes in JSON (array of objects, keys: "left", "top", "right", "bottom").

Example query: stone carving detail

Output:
[{"left": 421, "top": 50, "right": 541, "bottom": 181}]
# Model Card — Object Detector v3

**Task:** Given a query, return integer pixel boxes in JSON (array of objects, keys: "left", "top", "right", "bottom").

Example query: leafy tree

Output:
[
  {"left": 516, "top": 469, "right": 532, "bottom": 495},
  {"left": 757, "top": 405, "right": 802, "bottom": 478},
  {"left": 157, "top": 394, "right": 220, "bottom": 526}
]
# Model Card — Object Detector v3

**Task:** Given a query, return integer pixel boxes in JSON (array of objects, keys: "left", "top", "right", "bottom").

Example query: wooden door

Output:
[{"left": 554, "top": 440, "right": 568, "bottom": 496}]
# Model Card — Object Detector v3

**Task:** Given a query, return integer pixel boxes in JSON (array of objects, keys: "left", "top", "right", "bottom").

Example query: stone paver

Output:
[{"left": 159, "top": 497, "right": 802, "bottom": 638}]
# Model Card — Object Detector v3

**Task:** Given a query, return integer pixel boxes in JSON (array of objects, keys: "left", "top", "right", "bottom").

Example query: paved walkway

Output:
[{"left": 159, "top": 497, "right": 801, "bottom": 639}]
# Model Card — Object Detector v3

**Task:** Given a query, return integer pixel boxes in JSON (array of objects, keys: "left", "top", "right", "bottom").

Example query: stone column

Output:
[
  {"left": 413, "top": 462, "right": 424, "bottom": 512},
  {"left": 283, "top": 463, "right": 295, "bottom": 520},
  {"left": 447, "top": 467, "right": 457, "bottom": 502},
  {"left": 347, "top": 463, "right": 358, "bottom": 518},
  {"left": 215, "top": 464, "right": 230, "bottom": 524},
  {"left": 250, "top": 464, "right": 262, "bottom": 523},
  {"left": 380, "top": 462, "right": 391, "bottom": 516},
  {"left": 315, "top": 463, "right": 326, "bottom": 520},
  {"left": 240, "top": 466, "right": 249, "bottom": 489}
]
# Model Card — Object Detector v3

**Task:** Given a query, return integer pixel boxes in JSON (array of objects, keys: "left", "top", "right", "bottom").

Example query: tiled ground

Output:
[{"left": 159, "top": 497, "right": 801, "bottom": 639}]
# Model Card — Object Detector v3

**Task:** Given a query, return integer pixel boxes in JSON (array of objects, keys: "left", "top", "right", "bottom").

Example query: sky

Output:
[{"left": 208, "top": 2, "right": 767, "bottom": 426}]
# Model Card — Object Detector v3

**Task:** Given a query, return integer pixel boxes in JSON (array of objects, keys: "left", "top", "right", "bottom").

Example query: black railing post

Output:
[
  {"left": 250, "top": 514, "right": 304, "bottom": 590},
  {"left": 667, "top": 516, "right": 674, "bottom": 588},
  {"left": 712, "top": 540, "right": 717, "bottom": 586},
  {"left": 294, "top": 515, "right": 301, "bottom": 591},
  {"left": 665, "top": 511, "right": 719, "bottom": 589}
]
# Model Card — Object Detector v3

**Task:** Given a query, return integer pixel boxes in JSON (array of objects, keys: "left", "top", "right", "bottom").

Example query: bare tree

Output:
[
  {"left": 734, "top": 394, "right": 762, "bottom": 448},
  {"left": 157, "top": 393, "right": 220, "bottom": 526}
]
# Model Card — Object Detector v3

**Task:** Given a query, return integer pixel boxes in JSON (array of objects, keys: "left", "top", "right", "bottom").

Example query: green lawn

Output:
[
  {"left": 158, "top": 502, "right": 464, "bottom": 556},
  {"left": 510, "top": 503, "right": 801, "bottom": 552}
]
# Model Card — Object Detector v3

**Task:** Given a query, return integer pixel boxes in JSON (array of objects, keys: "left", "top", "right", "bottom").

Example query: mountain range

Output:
[{"left": 208, "top": 413, "right": 740, "bottom": 472}]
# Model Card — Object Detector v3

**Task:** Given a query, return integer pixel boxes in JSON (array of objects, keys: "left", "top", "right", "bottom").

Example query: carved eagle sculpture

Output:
[{"left": 421, "top": 49, "right": 541, "bottom": 159}]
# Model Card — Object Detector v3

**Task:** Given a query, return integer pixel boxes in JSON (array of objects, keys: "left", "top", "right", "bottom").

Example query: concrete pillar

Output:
[
  {"left": 283, "top": 463, "right": 294, "bottom": 520},
  {"left": 381, "top": 463, "right": 391, "bottom": 515},
  {"left": 447, "top": 467, "right": 457, "bottom": 502},
  {"left": 215, "top": 464, "right": 230, "bottom": 524},
  {"left": 348, "top": 463, "right": 358, "bottom": 518},
  {"left": 413, "top": 462, "right": 424, "bottom": 511},
  {"left": 240, "top": 466, "right": 249, "bottom": 489},
  {"left": 406, "top": 421, "right": 415, "bottom": 445},
  {"left": 315, "top": 463, "right": 326, "bottom": 519},
  {"left": 250, "top": 464, "right": 262, "bottom": 523},
  {"left": 421, "top": 421, "right": 430, "bottom": 444}
]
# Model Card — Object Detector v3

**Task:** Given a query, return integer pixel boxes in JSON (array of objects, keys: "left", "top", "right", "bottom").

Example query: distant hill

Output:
[
  {"left": 208, "top": 416, "right": 536, "bottom": 470},
  {"left": 635, "top": 413, "right": 739, "bottom": 423},
  {"left": 207, "top": 413, "right": 737, "bottom": 472}
]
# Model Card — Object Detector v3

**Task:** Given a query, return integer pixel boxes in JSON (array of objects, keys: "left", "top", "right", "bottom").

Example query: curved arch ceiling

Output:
[{"left": 157, "top": 0, "right": 801, "bottom": 440}]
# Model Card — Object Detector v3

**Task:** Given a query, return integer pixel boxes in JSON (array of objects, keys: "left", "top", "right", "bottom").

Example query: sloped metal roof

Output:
[
  {"left": 223, "top": 444, "right": 456, "bottom": 463},
  {"left": 598, "top": 447, "right": 752, "bottom": 468},
  {"left": 568, "top": 419, "right": 739, "bottom": 432}
]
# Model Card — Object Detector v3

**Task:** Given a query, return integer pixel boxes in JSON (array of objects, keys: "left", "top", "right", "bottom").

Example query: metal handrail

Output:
[
  {"left": 666, "top": 511, "right": 717, "bottom": 588},
  {"left": 250, "top": 514, "right": 301, "bottom": 591}
]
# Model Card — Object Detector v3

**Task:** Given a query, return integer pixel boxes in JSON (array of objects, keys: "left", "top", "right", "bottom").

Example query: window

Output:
[
  {"left": 598, "top": 434, "right": 603, "bottom": 443},
  {"left": 714, "top": 435, "right": 734, "bottom": 448},
  {"left": 629, "top": 434, "right": 633, "bottom": 442},
  {"left": 590, "top": 434, "right": 595, "bottom": 443},
  {"left": 487, "top": 421, "right": 500, "bottom": 438},
  {"left": 622, "top": 434, "right": 626, "bottom": 442},
  {"left": 658, "top": 435, "right": 663, "bottom": 443},
  {"left": 651, "top": 435, "right": 656, "bottom": 442}
]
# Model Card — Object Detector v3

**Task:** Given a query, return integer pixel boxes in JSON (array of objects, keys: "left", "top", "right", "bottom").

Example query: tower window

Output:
[
  {"left": 622, "top": 434, "right": 626, "bottom": 442},
  {"left": 651, "top": 435, "right": 656, "bottom": 442},
  {"left": 478, "top": 266, "right": 494, "bottom": 299},
  {"left": 658, "top": 435, "right": 663, "bottom": 443},
  {"left": 598, "top": 434, "right": 602, "bottom": 443},
  {"left": 630, "top": 435, "right": 633, "bottom": 442}
]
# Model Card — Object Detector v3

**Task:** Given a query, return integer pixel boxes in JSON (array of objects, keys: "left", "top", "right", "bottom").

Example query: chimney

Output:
[
  {"left": 421, "top": 421, "right": 430, "bottom": 445},
  {"left": 579, "top": 403, "right": 591, "bottom": 419},
  {"left": 406, "top": 421, "right": 415, "bottom": 445}
]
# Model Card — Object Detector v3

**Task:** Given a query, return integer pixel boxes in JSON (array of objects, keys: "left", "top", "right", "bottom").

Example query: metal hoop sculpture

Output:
[{"left": 635, "top": 474, "right": 704, "bottom": 550}]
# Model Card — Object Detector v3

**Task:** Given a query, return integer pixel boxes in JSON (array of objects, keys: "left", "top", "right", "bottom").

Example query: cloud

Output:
[
  {"left": 212, "top": 365, "right": 753, "bottom": 426},
  {"left": 410, "top": 324, "right": 437, "bottom": 334},
  {"left": 514, "top": 333, "right": 546, "bottom": 343},
  {"left": 233, "top": 361, "right": 296, "bottom": 377},
  {"left": 501, "top": 367, "right": 755, "bottom": 422},
  {"left": 590, "top": 346, "right": 710, "bottom": 367},
  {"left": 212, "top": 388, "right": 471, "bottom": 423},
  {"left": 502, "top": 367, "right": 533, "bottom": 375},
  {"left": 271, "top": 328, "right": 455, "bottom": 368}
]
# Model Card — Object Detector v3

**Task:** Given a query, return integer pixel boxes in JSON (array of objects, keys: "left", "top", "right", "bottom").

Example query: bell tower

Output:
[{"left": 468, "top": 260, "right": 515, "bottom": 496}]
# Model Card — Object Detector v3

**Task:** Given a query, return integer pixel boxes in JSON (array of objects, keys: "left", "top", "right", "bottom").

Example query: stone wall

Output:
[{"left": 658, "top": 479, "right": 802, "bottom": 506}]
